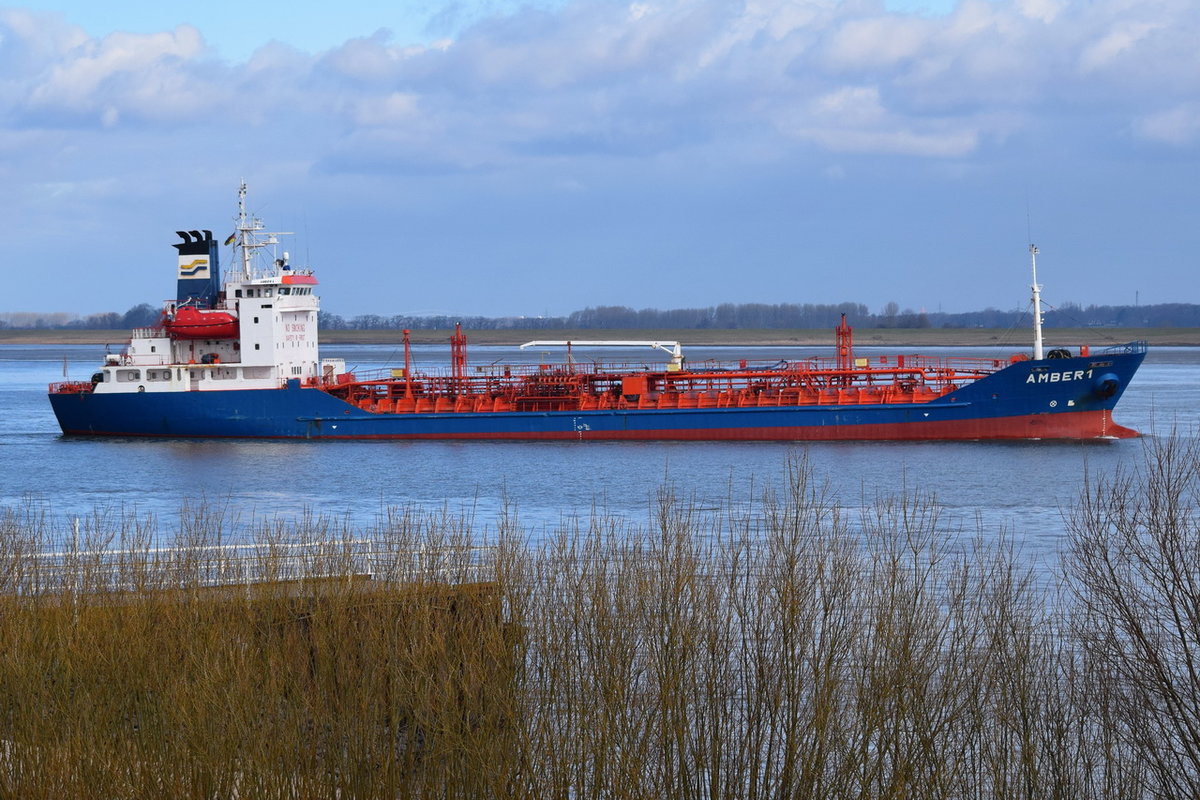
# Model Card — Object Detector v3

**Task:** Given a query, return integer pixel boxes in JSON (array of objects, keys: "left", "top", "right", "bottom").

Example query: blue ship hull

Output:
[{"left": 49, "top": 345, "right": 1147, "bottom": 440}]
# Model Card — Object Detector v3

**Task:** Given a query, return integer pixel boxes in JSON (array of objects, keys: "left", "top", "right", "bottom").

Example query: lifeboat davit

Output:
[{"left": 163, "top": 306, "right": 240, "bottom": 340}]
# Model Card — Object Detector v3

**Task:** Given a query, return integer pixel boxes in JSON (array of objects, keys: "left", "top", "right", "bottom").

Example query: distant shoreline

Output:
[{"left": 4, "top": 327, "right": 1199, "bottom": 347}]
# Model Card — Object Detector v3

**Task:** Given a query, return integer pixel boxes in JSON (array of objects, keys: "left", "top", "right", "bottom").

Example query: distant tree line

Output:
[
  {"left": 5, "top": 300, "right": 1200, "bottom": 331},
  {"left": 318, "top": 300, "right": 1200, "bottom": 330},
  {"left": 316, "top": 313, "right": 572, "bottom": 332},
  {"left": 316, "top": 302, "right": 874, "bottom": 331},
  {"left": 0, "top": 304, "right": 160, "bottom": 330}
]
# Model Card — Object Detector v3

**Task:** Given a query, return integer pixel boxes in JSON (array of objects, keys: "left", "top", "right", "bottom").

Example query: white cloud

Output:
[
  {"left": 0, "top": 8, "right": 89, "bottom": 54},
  {"left": 321, "top": 31, "right": 410, "bottom": 82},
  {"left": 812, "top": 86, "right": 888, "bottom": 127},
  {"left": 26, "top": 25, "right": 213, "bottom": 119},
  {"left": 0, "top": 0, "right": 1198, "bottom": 174},
  {"left": 821, "top": 15, "right": 933, "bottom": 71},
  {"left": 1078, "top": 21, "right": 1163, "bottom": 73},
  {"left": 783, "top": 86, "right": 980, "bottom": 157},
  {"left": 1137, "top": 104, "right": 1200, "bottom": 146},
  {"left": 349, "top": 91, "right": 421, "bottom": 126},
  {"left": 1014, "top": 0, "right": 1063, "bottom": 24}
]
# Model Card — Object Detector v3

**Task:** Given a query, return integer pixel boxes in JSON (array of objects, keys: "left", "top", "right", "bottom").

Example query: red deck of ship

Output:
[{"left": 323, "top": 352, "right": 1012, "bottom": 415}]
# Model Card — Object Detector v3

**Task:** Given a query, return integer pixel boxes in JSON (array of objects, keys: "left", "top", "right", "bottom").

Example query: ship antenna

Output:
[
  {"left": 1030, "top": 243, "right": 1044, "bottom": 361},
  {"left": 238, "top": 180, "right": 252, "bottom": 280}
]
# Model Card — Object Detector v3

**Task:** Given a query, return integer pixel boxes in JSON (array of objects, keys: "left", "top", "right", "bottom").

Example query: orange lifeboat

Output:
[{"left": 163, "top": 306, "right": 240, "bottom": 340}]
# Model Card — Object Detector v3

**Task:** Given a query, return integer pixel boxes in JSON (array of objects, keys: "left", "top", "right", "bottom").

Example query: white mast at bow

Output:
[{"left": 1030, "top": 244, "right": 1044, "bottom": 361}]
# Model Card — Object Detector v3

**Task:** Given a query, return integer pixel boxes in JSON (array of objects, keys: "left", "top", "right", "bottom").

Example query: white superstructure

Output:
[{"left": 89, "top": 183, "right": 342, "bottom": 395}]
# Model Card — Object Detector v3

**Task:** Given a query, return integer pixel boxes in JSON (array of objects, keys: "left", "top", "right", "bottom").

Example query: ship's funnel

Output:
[{"left": 172, "top": 229, "right": 221, "bottom": 308}]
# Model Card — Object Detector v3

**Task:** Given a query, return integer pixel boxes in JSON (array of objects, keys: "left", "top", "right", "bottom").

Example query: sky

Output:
[{"left": 1, "top": 0, "right": 1196, "bottom": 320}]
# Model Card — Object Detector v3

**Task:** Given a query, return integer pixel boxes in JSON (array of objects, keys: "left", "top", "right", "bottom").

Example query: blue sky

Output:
[{"left": 1, "top": 0, "right": 1196, "bottom": 319}]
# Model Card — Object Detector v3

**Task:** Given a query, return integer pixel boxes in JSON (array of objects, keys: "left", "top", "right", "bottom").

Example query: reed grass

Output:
[{"left": 1, "top": 442, "right": 1198, "bottom": 798}]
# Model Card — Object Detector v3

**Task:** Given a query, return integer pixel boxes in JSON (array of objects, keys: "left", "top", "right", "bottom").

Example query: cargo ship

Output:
[{"left": 49, "top": 185, "right": 1146, "bottom": 440}]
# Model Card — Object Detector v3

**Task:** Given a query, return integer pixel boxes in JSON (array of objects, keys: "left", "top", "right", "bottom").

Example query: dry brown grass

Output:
[{"left": 1, "top": 444, "right": 1199, "bottom": 798}]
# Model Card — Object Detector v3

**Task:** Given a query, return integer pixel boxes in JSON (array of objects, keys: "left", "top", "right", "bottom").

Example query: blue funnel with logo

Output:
[{"left": 172, "top": 230, "right": 221, "bottom": 308}]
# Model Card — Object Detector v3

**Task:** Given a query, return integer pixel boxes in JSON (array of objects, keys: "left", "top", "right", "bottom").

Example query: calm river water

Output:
[{"left": 3, "top": 341, "right": 1197, "bottom": 566}]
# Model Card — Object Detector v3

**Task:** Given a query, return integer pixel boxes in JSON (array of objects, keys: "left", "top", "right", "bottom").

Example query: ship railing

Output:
[
  {"left": 682, "top": 354, "right": 1008, "bottom": 374},
  {"left": 340, "top": 362, "right": 646, "bottom": 384},
  {"left": 326, "top": 357, "right": 1008, "bottom": 400},
  {"left": 19, "top": 540, "right": 496, "bottom": 595},
  {"left": 339, "top": 353, "right": 1009, "bottom": 385},
  {"left": 131, "top": 326, "right": 166, "bottom": 339},
  {"left": 327, "top": 373, "right": 973, "bottom": 409},
  {"left": 1101, "top": 340, "right": 1148, "bottom": 355},
  {"left": 48, "top": 380, "right": 95, "bottom": 395},
  {"left": 327, "top": 344, "right": 1142, "bottom": 388}
]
